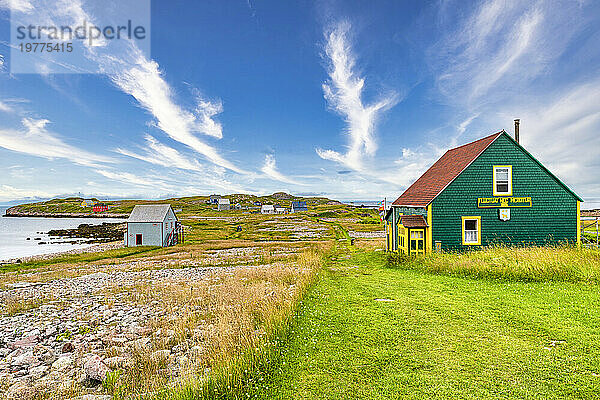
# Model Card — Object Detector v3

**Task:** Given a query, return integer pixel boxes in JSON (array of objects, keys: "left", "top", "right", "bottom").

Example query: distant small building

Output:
[
  {"left": 92, "top": 203, "right": 109, "bottom": 213},
  {"left": 275, "top": 207, "right": 286, "bottom": 214},
  {"left": 126, "top": 204, "right": 179, "bottom": 247},
  {"left": 81, "top": 199, "right": 94, "bottom": 207},
  {"left": 261, "top": 205, "right": 275, "bottom": 214},
  {"left": 218, "top": 198, "right": 231, "bottom": 211},
  {"left": 290, "top": 201, "right": 308, "bottom": 213},
  {"left": 209, "top": 195, "right": 221, "bottom": 204}
]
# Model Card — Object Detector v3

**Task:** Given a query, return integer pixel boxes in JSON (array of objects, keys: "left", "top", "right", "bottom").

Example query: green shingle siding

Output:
[
  {"left": 394, "top": 207, "right": 427, "bottom": 220},
  {"left": 432, "top": 134, "right": 578, "bottom": 250}
]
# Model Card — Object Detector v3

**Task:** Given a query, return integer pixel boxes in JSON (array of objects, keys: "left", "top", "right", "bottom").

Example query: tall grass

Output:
[
  {"left": 163, "top": 245, "right": 328, "bottom": 399},
  {"left": 101, "top": 244, "right": 329, "bottom": 399},
  {"left": 387, "top": 245, "right": 600, "bottom": 283},
  {"left": 1, "top": 295, "right": 45, "bottom": 316}
]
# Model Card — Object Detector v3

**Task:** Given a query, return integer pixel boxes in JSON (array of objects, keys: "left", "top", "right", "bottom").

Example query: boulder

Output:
[
  {"left": 83, "top": 355, "right": 110, "bottom": 382},
  {"left": 8, "top": 335, "right": 39, "bottom": 350},
  {"left": 52, "top": 355, "right": 73, "bottom": 371},
  {"left": 11, "top": 351, "right": 36, "bottom": 368},
  {"left": 28, "top": 364, "right": 49, "bottom": 379},
  {"left": 61, "top": 341, "right": 75, "bottom": 353}
]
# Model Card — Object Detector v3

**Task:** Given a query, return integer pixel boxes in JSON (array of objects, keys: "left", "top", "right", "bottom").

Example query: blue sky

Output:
[{"left": 0, "top": 0, "right": 599, "bottom": 206}]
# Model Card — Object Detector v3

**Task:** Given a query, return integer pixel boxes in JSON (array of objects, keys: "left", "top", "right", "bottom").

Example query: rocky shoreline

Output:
[
  {"left": 0, "top": 265, "right": 233, "bottom": 399},
  {"left": 47, "top": 223, "right": 125, "bottom": 244},
  {"left": 3, "top": 208, "right": 129, "bottom": 219},
  {"left": 1, "top": 242, "right": 124, "bottom": 265}
]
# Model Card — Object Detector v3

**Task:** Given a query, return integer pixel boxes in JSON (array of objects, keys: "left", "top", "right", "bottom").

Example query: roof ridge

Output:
[{"left": 448, "top": 131, "right": 504, "bottom": 152}]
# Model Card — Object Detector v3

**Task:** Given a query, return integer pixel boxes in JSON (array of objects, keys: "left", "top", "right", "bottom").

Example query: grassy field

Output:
[
  {"left": 253, "top": 246, "right": 600, "bottom": 399},
  {"left": 4, "top": 197, "right": 600, "bottom": 399}
]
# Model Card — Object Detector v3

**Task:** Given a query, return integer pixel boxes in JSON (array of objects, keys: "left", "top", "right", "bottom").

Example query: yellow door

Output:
[{"left": 409, "top": 229, "right": 425, "bottom": 255}]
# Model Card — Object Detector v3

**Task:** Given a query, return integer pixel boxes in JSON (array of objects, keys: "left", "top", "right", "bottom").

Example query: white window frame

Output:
[
  {"left": 462, "top": 216, "right": 481, "bottom": 245},
  {"left": 493, "top": 165, "right": 512, "bottom": 196}
]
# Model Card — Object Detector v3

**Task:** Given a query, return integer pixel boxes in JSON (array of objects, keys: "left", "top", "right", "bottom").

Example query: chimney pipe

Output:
[{"left": 514, "top": 119, "right": 520, "bottom": 144}]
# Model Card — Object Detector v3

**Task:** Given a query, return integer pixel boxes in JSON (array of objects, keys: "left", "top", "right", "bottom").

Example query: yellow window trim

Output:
[
  {"left": 461, "top": 216, "right": 481, "bottom": 246},
  {"left": 493, "top": 165, "right": 513, "bottom": 196},
  {"left": 409, "top": 228, "right": 426, "bottom": 254},
  {"left": 398, "top": 222, "right": 408, "bottom": 254},
  {"left": 426, "top": 204, "right": 433, "bottom": 252}
]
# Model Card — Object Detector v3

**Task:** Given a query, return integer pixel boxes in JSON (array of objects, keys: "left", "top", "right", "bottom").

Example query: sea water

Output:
[{"left": 0, "top": 207, "right": 126, "bottom": 261}]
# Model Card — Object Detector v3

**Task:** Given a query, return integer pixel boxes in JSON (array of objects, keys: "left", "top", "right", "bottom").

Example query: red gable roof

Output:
[{"left": 392, "top": 131, "right": 503, "bottom": 208}]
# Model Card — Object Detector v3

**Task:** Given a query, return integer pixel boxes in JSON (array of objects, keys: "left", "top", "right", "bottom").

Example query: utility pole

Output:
[{"left": 383, "top": 197, "right": 387, "bottom": 252}]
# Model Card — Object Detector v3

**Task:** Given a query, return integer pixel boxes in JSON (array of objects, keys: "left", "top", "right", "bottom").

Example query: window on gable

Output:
[{"left": 493, "top": 166, "right": 512, "bottom": 196}]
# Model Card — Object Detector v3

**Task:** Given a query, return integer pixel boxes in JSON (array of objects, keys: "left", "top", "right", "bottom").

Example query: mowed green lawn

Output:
[{"left": 258, "top": 250, "right": 600, "bottom": 399}]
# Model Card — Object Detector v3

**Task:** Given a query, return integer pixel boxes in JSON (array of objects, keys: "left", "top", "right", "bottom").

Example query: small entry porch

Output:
[{"left": 397, "top": 215, "right": 428, "bottom": 255}]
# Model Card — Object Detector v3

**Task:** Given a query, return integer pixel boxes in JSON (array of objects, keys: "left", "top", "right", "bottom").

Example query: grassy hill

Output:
[{"left": 5, "top": 193, "right": 340, "bottom": 217}]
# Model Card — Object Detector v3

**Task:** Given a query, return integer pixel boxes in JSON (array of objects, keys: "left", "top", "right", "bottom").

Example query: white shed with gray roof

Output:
[
  {"left": 126, "top": 204, "right": 178, "bottom": 247},
  {"left": 217, "top": 198, "right": 230, "bottom": 211}
]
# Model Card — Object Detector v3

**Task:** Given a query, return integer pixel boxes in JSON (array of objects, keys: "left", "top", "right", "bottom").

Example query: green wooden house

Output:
[{"left": 385, "top": 129, "right": 582, "bottom": 254}]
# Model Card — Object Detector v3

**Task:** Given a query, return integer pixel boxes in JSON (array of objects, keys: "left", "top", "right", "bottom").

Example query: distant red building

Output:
[{"left": 93, "top": 203, "right": 109, "bottom": 213}]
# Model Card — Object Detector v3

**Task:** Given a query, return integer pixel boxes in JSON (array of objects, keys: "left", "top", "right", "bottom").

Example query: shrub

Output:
[
  {"left": 359, "top": 217, "right": 380, "bottom": 224},
  {"left": 317, "top": 211, "right": 337, "bottom": 218}
]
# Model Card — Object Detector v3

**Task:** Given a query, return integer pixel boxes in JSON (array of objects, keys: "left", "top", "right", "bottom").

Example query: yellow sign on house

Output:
[{"left": 477, "top": 196, "right": 532, "bottom": 208}]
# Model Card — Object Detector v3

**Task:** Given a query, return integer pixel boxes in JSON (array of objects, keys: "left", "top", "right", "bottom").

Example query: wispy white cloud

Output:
[
  {"left": 0, "top": 101, "right": 12, "bottom": 113},
  {"left": 195, "top": 95, "right": 224, "bottom": 139},
  {"left": 0, "top": 118, "right": 114, "bottom": 167},
  {"left": 316, "top": 20, "right": 398, "bottom": 171},
  {"left": 382, "top": 144, "right": 440, "bottom": 187},
  {"left": 115, "top": 134, "right": 203, "bottom": 172},
  {"left": 260, "top": 154, "right": 304, "bottom": 185},
  {"left": 105, "top": 50, "right": 245, "bottom": 172},
  {"left": 0, "top": 0, "right": 34, "bottom": 13},
  {"left": 7, "top": 0, "right": 245, "bottom": 174},
  {"left": 96, "top": 169, "right": 162, "bottom": 187},
  {"left": 0, "top": 98, "right": 28, "bottom": 114},
  {"left": 431, "top": 0, "right": 586, "bottom": 108},
  {"left": 94, "top": 167, "right": 258, "bottom": 197},
  {"left": 456, "top": 114, "right": 479, "bottom": 136}
]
